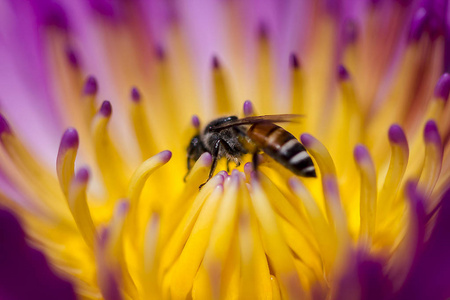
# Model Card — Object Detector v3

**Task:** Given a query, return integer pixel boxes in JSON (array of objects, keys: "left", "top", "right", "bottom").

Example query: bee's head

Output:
[{"left": 186, "top": 134, "right": 207, "bottom": 171}]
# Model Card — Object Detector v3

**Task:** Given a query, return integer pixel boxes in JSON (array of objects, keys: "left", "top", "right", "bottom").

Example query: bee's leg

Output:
[
  {"left": 199, "top": 140, "right": 222, "bottom": 189},
  {"left": 252, "top": 151, "right": 261, "bottom": 174},
  {"left": 226, "top": 160, "right": 231, "bottom": 173},
  {"left": 184, "top": 157, "right": 192, "bottom": 182}
]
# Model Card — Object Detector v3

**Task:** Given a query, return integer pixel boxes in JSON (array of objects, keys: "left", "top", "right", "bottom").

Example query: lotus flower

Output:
[{"left": 0, "top": 0, "right": 449, "bottom": 299}]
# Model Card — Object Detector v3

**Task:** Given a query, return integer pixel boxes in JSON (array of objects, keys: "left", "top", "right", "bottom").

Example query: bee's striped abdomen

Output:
[{"left": 247, "top": 122, "right": 316, "bottom": 177}]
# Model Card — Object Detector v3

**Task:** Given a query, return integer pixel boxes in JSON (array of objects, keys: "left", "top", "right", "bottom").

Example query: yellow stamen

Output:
[
  {"left": 418, "top": 121, "right": 442, "bottom": 206},
  {"left": 289, "top": 178, "right": 336, "bottom": 272},
  {"left": 202, "top": 171, "right": 241, "bottom": 297},
  {"left": 126, "top": 150, "right": 172, "bottom": 235},
  {"left": 143, "top": 213, "right": 161, "bottom": 299},
  {"left": 129, "top": 91, "right": 156, "bottom": 160},
  {"left": 167, "top": 185, "right": 223, "bottom": 299},
  {"left": 67, "top": 168, "right": 97, "bottom": 249},
  {"left": 250, "top": 175, "right": 304, "bottom": 298},
  {"left": 354, "top": 145, "right": 377, "bottom": 240},
  {"left": 92, "top": 102, "right": 129, "bottom": 199},
  {"left": 212, "top": 57, "right": 233, "bottom": 114},
  {"left": 377, "top": 125, "right": 409, "bottom": 224},
  {"left": 257, "top": 25, "right": 273, "bottom": 114},
  {"left": 159, "top": 175, "right": 224, "bottom": 279},
  {"left": 239, "top": 188, "right": 272, "bottom": 299}
]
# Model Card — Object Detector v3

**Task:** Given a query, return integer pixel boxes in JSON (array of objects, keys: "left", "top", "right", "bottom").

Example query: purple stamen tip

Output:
[
  {"left": 405, "top": 180, "right": 421, "bottom": 204},
  {"left": 343, "top": 19, "right": 358, "bottom": 44},
  {"left": 158, "top": 150, "right": 173, "bottom": 163},
  {"left": 290, "top": 53, "right": 300, "bottom": 69},
  {"left": 338, "top": 65, "right": 350, "bottom": 81},
  {"left": 408, "top": 8, "right": 428, "bottom": 41},
  {"left": 131, "top": 87, "right": 141, "bottom": 102},
  {"left": 83, "top": 76, "right": 98, "bottom": 95},
  {"left": 75, "top": 167, "right": 90, "bottom": 183},
  {"left": 0, "top": 114, "right": 11, "bottom": 135},
  {"left": 257, "top": 22, "right": 269, "bottom": 39},
  {"left": 65, "top": 47, "right": 79, "bottom": 68},
  {"left": 212, "top": 56, "right": 220, "bottom": 69},
  {"left": 42, "top": 2, "right": 69, "bottom": 31},
  {"left": 61, "top": 128, "right": 79, "bottom": 149},
  {"left": 100, "top": 101, "right": 112, "bottom": 117},
  {"left": 300, "top": 133, "right": 314, "bottom": 148},
  {"left": 115, "top": 200, "right": 130, "bottom": 215},
  {"left": 388, "top": 124, "right": 407, "bottom": 145},
  {"left": 200, "top": 152, "right": 212, "bottom": 165},
  {"left": 428, "top": 17, "right": 443, "bottom": 40},
  {"left": 155, "top": 45, "right": 166, "bottom": 61},
  {"left": 354, "top": 144, "right": 370, "bottom": 163},
  {"left": 243, "top": 100, "right": 254, "bottom": 116},
  {"left": 324, "top": 176, "right": 339, "bottom": 198},
  {"left": 434, "top": 73, "right": 450, "bottom": 100},
  {"left": 424, "top": 120, "right": 441, "bottom": 144},
  {"left": 191, "top": 115, "right": 200, "bottom": 129}
]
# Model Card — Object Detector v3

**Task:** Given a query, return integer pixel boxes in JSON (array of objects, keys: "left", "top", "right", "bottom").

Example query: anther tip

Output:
[
  {"left": 257, "top": 22, "right": 269, "bottom": 39},
  {"left": 115, "top": 199, "right": 130, "bottom": 216},
  {"left": 191, "top": 115, "right": 200, "bottom": 129},
  {"left": 200, "top": 152, "right": 212, "bottom": 166},
  {"left": 434, "top": 73, "right": 450, "bottom": 100},
  {"left": 288, "top": 177, "right": 299, "bottom": 189},
  {"left": 323, "top": 175, "right": 339, "bottom": 197},
  {"left": 75, "top": 167, "right": 90, "bottom": 183},
  {"left": 408, "top": 8, "right": 428, "bottom": 41},
  {"left": 424, "top": 120, "right": 441, "bottom": 144},
  {"left": 131, "top": 87, "right": 141, "bottom": 102},
  {"left": 83, "top": 76, "right": 98, "bottom": 95},
  {"left": 100, "top": 101, "right": 112, "bottom": 117},
  {"left": 343, "top": 18, "right": 358, "bottom": 44},
  {"left": 338, "top": 65, "right": 350, "bottom": 81},
  {"left": 243, "top": 100, "right": 254, "bottom": 116},
  {"left": 0, "top": 114, "right": 11, "bottom": 135},
  {"left": 212, "top": 56, "right": 220, "bottom": 69},
  {"left": 289, "top": 53, "right": 300, "bottom": 69},
  {"left": 388, "top": 124, "right": 407, "bottom": 145},
  {"left": 155, "top": 44, "right": 166, "bottom": 61},
  {"left": 300, "top": 133, "right": 314, "bottom": 148},
  {"left": 158, "top": 150, "right": 172, "bottom": 163},
  {"left": 353, "top": 144, "right": 370, "bottom": 163},
  {"left": 61, "top": 128, "right": 79, "bottom": 149},
  {"left": 405, "top": 180, "right": 422, "bottom": 204},
  {"left": 65, "top": 46, "right": 80, "bottom": 68}
]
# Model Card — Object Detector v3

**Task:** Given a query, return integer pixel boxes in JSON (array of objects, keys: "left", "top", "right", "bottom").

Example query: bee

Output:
[{"left": 186, "top": 115, "right": 316, "bottom": 188}]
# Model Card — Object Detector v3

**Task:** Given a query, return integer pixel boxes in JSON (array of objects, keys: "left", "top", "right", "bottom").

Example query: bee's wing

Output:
[{"left": 210, "top": 114, "right": 302, "bottom": 131}]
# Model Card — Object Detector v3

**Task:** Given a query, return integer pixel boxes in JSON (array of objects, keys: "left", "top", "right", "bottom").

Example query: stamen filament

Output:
[
  {"left": 126, "top": 151, "right": 172, "bottom": 235},
  {"left": 203, "top": 171, "right": 241, "bottom": 296},
  {"left": 130, "top": 87, "right": 156, "bottom": 160},
  {"left": 419, "top": 120, "right": 443, "bottom": 205},
  {"left": 92, "top": 101, "right": 128, "bottom": 198},
  {"left": 377, "top": 125, "right": 409, "bottom": 223},
  {"left": 167, "top": 185, "right": 223, "bottom": 299},
  {"left": 250, "top": 174, "right": 304, "bottom": 298},
  {"left": 67, "top": 168, "right": 97, "bottom": 249},
  {"left": 57, "top": 128, "right": 79, "bottom": 197},
  {"left": 354, "top": 145, "right": 377, "bottom": 240},
  {"left": 212, "top": 56, "right": 233, "bottom": 114}
]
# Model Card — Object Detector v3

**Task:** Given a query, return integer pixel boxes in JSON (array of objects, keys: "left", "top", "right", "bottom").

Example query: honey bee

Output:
[{"left": 186, "top": 115, "right": 316, "bottom": 188}]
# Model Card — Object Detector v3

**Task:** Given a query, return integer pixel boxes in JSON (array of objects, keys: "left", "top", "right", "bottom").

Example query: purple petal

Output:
[
  {"left": 0, "top": 208, "right": 76, "bottom": 300},
  {"left": 395, "top": 187, "right": 450, "bottom": 299}
]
